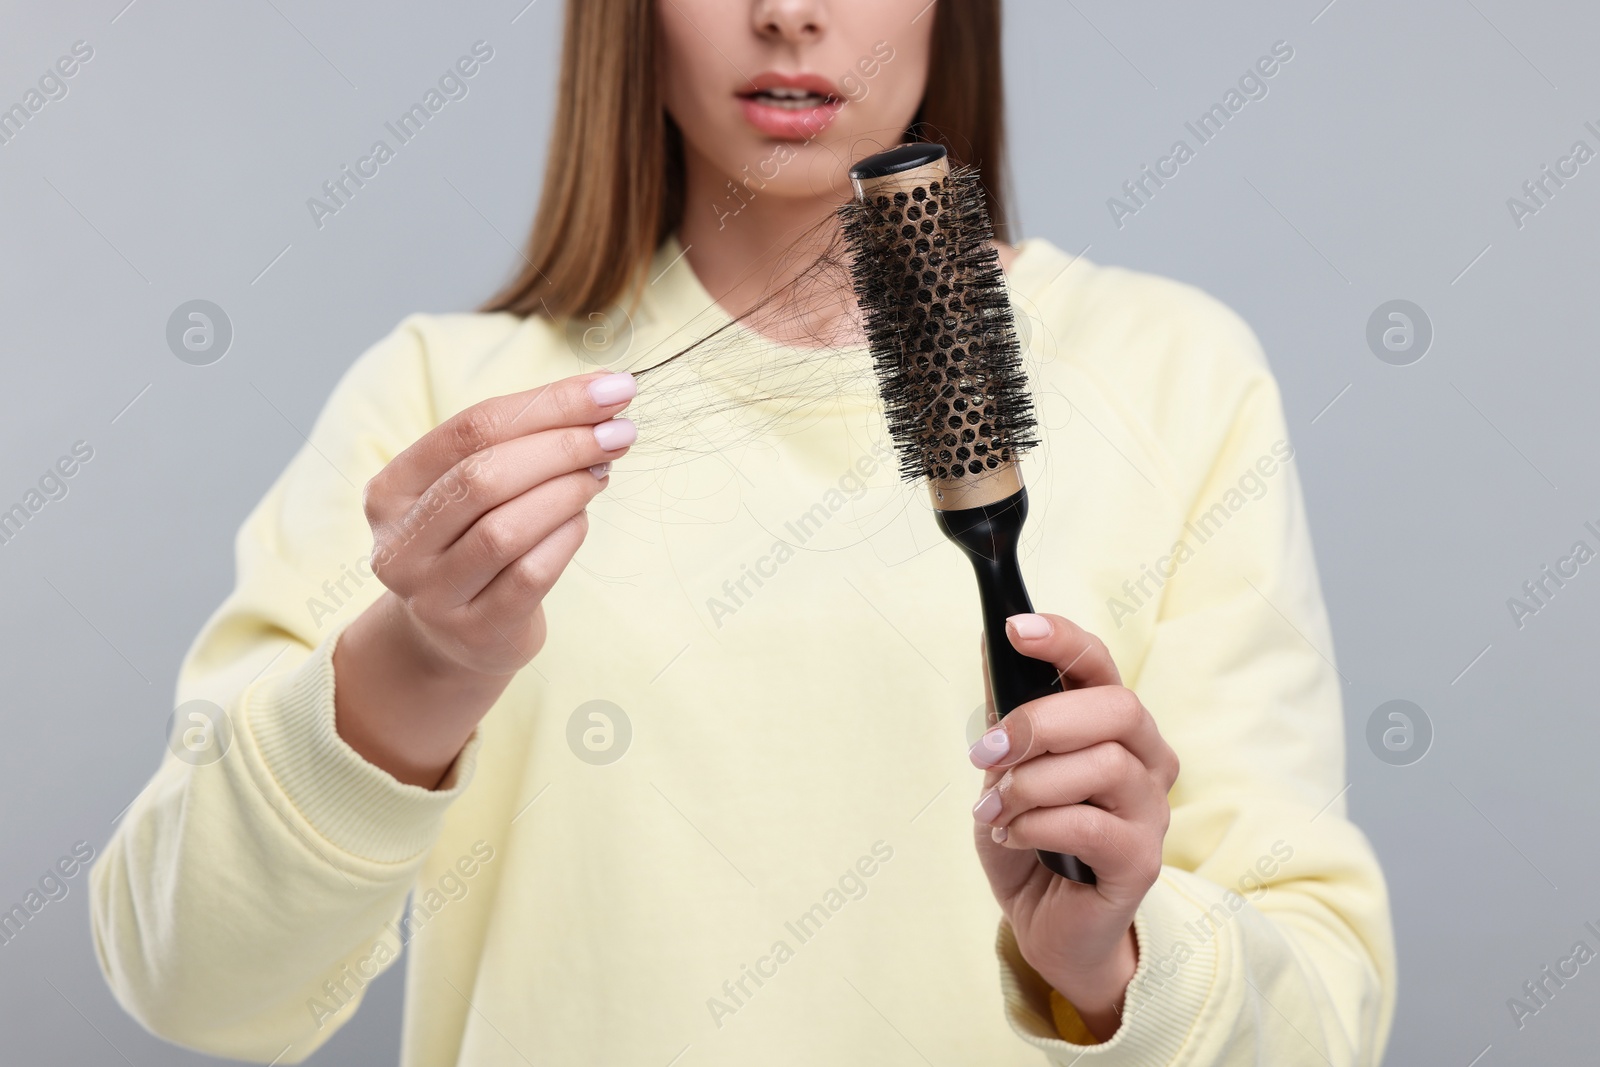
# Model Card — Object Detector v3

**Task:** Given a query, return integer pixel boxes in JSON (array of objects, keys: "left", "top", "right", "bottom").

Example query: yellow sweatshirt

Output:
[{"left": 91, "top": 237, "right": 1394, "bottom": 1065}]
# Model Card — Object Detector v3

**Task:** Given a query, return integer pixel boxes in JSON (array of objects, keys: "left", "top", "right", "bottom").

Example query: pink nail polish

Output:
[
  {"left": 991, "top": 826, "right": 1009, "bottom": 844},
  {"left": 972, "top": 790, "right": 1002, "bottom": 825},
  {"left": 588, "top": 372, "right": 636, "bottom": 406},
  {"left": 589, "top": 462, "right": 612, "bottom": 480},
  {"left": 1007, "top": 613, "right": 1050, "bottom": 639},
  {"left": 968, "top": 726, "right": 1010, "bottom": 768},
  {"left": 593, "top": 418, "right": 637, "bottom": 451}
]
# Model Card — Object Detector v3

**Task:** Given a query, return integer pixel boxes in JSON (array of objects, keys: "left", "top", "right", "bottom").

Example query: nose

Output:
[{"left": 752, "top": 0, "right": 827, "bottom": 45}]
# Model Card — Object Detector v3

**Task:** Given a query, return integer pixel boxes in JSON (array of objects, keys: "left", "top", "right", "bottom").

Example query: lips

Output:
[{"left": 737, "top": 72, "right": 844, "bottom": 141}]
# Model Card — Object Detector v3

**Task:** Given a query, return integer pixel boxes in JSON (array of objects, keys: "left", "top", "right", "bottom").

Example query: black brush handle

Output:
[{"left": 935, "top": 487, "right": 1096, "bottom": 885}]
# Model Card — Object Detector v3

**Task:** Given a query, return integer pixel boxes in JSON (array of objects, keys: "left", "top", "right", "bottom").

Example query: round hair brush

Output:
[{"left": 840, "top": 143, "right": 1095, "bottom": 885}]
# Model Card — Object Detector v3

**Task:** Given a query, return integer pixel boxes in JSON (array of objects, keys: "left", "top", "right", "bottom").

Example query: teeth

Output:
[{"left": 752, "top": 87, "right": 830, "bottom": 109}]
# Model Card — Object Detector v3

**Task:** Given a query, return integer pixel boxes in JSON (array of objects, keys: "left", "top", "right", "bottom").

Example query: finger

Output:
[
  {"left": 973, "top": 743, "right": 1164, "bottom": 829},
  {"left": 991, "top": 803, "right": 1163, "bottom": 891},
  {"left": 381, "top": 420, "right": 634, "bottom": 561},
  {"left": 1004, "top": 613, "right": 1120, "bottom": 689},
  {"left": 434, "top": 469, "right": 609, "bottom": 602},
  {"left": 970, "top": 686, "right": 1179, "bottom": 788},
  {"left": 369, "top": 372, "right": 637, "bottom": 510},
  {"left": 472, "top": 510, "right": 590, "bottom": 624}
]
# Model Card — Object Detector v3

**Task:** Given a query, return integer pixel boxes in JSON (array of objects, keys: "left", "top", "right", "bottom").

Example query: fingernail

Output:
[
  {"left": 991, "top": 826, "right": 1009, "bottom": 844},
  {"left": 593, "top": 418, "right": 637, "bottom": 451},
  {"left": 968, "top": 726, "right": 1010, "bottom": 768},
  {"left": 972, "top": 789, "right": 1002, "bottom": 825},
  {"left": 588, "top": 462, "right": 612, "bottom": 480},
  {"left": 1007, "top": 613, "right": 1051, "bottom": 639},
  {"left": 588, "top": 372, "right": 636, "bottom": 406}
]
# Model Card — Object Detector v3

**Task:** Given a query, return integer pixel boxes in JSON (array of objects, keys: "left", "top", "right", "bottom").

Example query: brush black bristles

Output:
[{"left": 840, "top": 165, "right": 1039, "bottom": 484}]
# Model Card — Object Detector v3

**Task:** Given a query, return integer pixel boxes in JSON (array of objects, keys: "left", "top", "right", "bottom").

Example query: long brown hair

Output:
[{"left": 481, "top": 0, "right": 1009, "bottom": 320}]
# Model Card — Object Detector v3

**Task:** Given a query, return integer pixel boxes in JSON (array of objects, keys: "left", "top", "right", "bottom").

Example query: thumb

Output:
[{"left": 1003, "top": 613, "right": 1121, "bottom": 689}]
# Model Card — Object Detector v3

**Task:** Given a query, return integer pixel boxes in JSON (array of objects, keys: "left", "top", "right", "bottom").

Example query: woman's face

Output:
[{"left": 657, "top": 0, "right": 936, "bottom": 205}]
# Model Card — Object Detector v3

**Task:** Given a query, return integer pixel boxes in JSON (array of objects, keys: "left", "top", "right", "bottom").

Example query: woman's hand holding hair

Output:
[
  {"left": 332, "top": 371, "right": 638, "bottom": 788},
  {"left": 970, "top": 613, "right": 1180, "bottom": 1042}
]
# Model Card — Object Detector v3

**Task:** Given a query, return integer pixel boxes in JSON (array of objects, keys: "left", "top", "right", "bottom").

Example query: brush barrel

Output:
[{"left": 935, "top": 485, "right": 1098, "bottom": 886}]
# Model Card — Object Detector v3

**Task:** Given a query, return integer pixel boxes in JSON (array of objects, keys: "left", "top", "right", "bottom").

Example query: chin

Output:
[{"left": 726, "top": 128, "right": 914, "bottom": 203}]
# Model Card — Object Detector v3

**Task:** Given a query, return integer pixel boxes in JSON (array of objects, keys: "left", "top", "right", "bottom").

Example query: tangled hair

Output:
[{"left": 619, "top": 216, "right": 872, "bottom": 467}]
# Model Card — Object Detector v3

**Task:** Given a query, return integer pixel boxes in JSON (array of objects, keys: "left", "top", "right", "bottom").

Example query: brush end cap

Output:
[{"left": 848, "top": 142, "right": 948, "bottom": 181}]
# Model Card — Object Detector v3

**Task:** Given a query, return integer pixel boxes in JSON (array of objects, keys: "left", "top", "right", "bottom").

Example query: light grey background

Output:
[{"left": 2, "top": 0, "right": 1595, "bottom": 1063}]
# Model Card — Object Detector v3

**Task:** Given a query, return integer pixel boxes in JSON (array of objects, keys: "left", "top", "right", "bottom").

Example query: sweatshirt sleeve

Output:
[
  {"left": 89, "top": 317, "right": 480, "bottom": 1063},
  {"left": 997, "top": 354, "right": 1396, "bottom": 1064}
]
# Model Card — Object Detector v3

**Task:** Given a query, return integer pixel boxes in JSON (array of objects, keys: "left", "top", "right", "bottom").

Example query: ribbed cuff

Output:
[
  {"left": 246, "top": 626, "right": 480, "bottom": 865},
  {"left": 998, "top": 871, "right": 1222, "bottom": 1064}
]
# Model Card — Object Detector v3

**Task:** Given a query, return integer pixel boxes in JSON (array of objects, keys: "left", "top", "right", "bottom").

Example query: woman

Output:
[{"left": 91, "top": 1, "right": 1395, "bottom": 1063}]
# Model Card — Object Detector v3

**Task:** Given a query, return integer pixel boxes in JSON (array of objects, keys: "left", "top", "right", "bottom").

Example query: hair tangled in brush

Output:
[
  {"left": 838, "top": 165, "right": 1038, "bottom": 484},
  {"left": 617, "top": 163, "right": 1037, "bottom": 489}
]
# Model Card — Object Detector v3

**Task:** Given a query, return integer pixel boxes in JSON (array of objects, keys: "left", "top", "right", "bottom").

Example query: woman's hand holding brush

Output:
[
  {"left": 331, "top": 371, "right": 638, "bottom": 789},
  {"left": 970, "top": 612, "right": 1180, "bottom": 1042}
]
